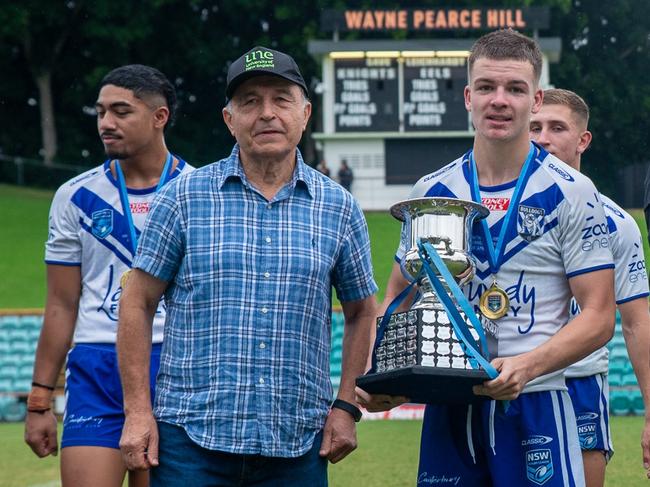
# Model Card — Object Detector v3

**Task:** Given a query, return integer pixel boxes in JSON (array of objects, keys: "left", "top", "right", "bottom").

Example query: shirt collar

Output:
[{"left": 217, "top": 144, "right": 314, "bottom": 199}]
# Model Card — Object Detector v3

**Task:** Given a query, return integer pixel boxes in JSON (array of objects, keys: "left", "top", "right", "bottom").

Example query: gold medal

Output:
[
  {"left": 479, "top": 280, "right": 509, "bottom": 320},
  {"left": 120, "top": 269, "right": 132, "bottom": 289}
]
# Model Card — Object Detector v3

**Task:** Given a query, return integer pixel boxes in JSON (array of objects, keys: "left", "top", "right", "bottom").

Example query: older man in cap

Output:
[{"left": 116, "top": 46, "right": 378, "bottom": 486}]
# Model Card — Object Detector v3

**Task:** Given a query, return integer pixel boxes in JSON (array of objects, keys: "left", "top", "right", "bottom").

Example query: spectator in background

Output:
[
  {"left": 316, "top": 158, "right": 330, "bottom": 177},
  {"left": 338, "top": 159, "right": 353, "bottom": 192}
]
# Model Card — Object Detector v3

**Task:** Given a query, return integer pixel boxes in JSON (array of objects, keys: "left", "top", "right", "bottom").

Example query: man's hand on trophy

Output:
[
  {"left": 355, "top": 386, "right": 410, "bottom": 412},
  {"left": 472, "top": 355, "right": 533, "bottom": 401}
]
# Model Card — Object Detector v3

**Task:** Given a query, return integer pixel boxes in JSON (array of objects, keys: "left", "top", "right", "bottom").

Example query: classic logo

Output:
[
  {"left": 548, "top": 162, "right": 575, "bottom": 182},
  {"left": 422, "top": 162, "right": 456, "bottom": 182},
  {"left": 578, "top": 423, "right": 597, "bottom": 449},
  {"left": 521, "top": 435, "right": 553, "bottom": 447},
  {"left": 576, "top": 412, "right": 599, "bottom": 421},
  {"left": 91, "top": 209, "right": 113, "bottom": 239},
  {"left": 245, "top": 49, "right": 274, "bottom": 71},
  {"left": 526, "top": 449, "right": 554, "bottom": 485},
  {"left": 517, "top": 205, "right": 545, "bottom": 242}
]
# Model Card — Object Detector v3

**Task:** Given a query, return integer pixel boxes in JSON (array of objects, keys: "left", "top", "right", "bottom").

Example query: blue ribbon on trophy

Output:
[{"left": 359, "top": 197, "right": 499, "bottom": 404}]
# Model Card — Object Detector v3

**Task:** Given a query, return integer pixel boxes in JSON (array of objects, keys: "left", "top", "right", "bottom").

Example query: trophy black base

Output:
[{"left": 356, "top": 366, "right": 490, "bottom": 405}]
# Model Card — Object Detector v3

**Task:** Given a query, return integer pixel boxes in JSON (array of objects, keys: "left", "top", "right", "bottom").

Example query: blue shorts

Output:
[
  {"left": 566, "top": 374, "right": 613, "bottom": 458},
  {"left": 418, "top": 390, "right": 585, "bottom": 486},
  {"left": 61, "top": 343, "right": 161, "bottom": 449}
]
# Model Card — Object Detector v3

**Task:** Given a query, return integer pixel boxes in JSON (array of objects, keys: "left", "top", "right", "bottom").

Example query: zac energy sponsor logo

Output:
[{"left": 245, "top": 49, "right": 274, "bottom": 70}]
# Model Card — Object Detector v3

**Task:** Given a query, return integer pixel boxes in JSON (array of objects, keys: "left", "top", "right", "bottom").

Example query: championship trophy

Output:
[{"left": 356, "top": 197, "right": 498, "bottom": 405}]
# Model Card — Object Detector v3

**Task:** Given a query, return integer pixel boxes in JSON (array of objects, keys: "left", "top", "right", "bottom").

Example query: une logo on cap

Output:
[{"left": 245, "top": 50, "right": 274, "bottom": 71}]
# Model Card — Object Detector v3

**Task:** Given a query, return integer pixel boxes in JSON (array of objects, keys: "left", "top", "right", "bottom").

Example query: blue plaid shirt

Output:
[{"left": 133, "top": 145, "right": 377, "bottom": 457}]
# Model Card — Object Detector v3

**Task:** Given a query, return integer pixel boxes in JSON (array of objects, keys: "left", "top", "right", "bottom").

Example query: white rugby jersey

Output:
[
  {"left": 565, "top": 194, "right": 649, "bottom": 378},
  {"left": 45, "top": 157, "right": 192, "bottom": 343},
  {"left": 396, "top": 142, "right": 614, "bottom": 392}
]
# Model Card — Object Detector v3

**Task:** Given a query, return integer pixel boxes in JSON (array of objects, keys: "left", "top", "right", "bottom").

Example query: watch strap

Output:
[{"left": 332, "top": 398, "right": 362, "bottom": 422}]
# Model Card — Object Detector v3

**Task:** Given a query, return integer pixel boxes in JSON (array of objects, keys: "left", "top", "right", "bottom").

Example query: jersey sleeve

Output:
[
  {"left": 44, "top": 185, "right": 81, "bottom": 265},
  {"left": 132, "top": 180, "right": 184, "bottom": 282},
  {"left": 559, "top": 187, "right": 614, "bottom": 278},
  {"left": 611, "top": 219, "right": 650, "bottom": 304}
]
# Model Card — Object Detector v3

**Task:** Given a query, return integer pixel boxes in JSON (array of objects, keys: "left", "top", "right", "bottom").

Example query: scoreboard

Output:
[{"left": 332, "top": 53, "right": 470, "bottom": 133}]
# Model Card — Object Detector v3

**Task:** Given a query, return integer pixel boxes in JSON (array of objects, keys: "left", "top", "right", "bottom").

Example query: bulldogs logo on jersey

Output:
[
  {"left": 517, "top": 205, "right": 545, "bottom": 242},
  {"left": 526, "top": 449, "right": 554, "bottom": 485},
  {"left": 91, "top": 209, "right": 113, "bottom": 239}
]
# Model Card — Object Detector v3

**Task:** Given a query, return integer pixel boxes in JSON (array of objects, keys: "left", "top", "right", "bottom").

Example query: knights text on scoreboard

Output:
[{"left": 333, "top": 54, "right": 469, "bottom": 133}]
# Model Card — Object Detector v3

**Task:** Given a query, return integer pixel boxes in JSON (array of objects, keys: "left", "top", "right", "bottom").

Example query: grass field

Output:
[
  {"left": 2, "top": 182, "right": 648, "bottom": 308},
  {"left": 2, "top": 417, "right": 648, "bottom": 487}
]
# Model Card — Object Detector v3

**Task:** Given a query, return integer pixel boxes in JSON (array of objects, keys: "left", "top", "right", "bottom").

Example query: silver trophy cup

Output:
[{"left": 357, "top": 197, "right": 490, "bottom": 404}]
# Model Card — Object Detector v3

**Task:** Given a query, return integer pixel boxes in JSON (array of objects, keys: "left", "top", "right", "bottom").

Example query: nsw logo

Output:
[
  {"left": 548, "top": 162, "right": 575, "bottom": 182},
  {"left": 91, "top": 209, "right": 113, "bottom": 239},
  {"left": 578, "top": 423, "right": 598, "bottom": 449},
  {"left": 517, "top": 205, "right": 545, "bottom": 242},
  {"left": 526, "top": 449, "right": 554, "bottom": 485}
]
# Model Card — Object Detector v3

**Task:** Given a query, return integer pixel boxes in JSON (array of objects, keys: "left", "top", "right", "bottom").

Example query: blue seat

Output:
[
  {"left": 330, "top": 348, "right": 342, "bottom": 361},
  {"left": 608, "top": 358, "right": 627, "bottom": 376},
  {"left": 0, "top": 378, "right": 13, "bottom": 393},
  {"left": 0, "top": 316, "right": 20, "bottom": 330},
  {"left": 19, "top": 315, "right": 43, "bottom": 330},
  {"left": 330, "top": 361, "right": 342, "bottom": 376},
  {"left": 607, "top": 373, "right": 622, "bottom": 387},
  {"left": 8, "top": 328, "right": 30, "bottom": 342},
  {"left": 12, "top": 378, "right": 31, "bottom": 393},
  {"left": 630, "top": 389, "right": 645, "bottom": 416},
  {"left": 10, "top": 340, "right": 31, "bottom": 354},
  {"left": 621, "top": 373, "right": 638, "bottom": 387},
  {"left": 1, "top": 398, "right": 27, "bottom": 422},
  {"left": 609, "top": 346, "right": 628, "bottom": 362},
  {"left": 0, "top": 341, "right": 10, "bottom": 354},
  {"left": 0, "top": 365, "right": 19, "bottom": 379},
  {"left": 610, "top": 390, "right": 631, "bottom": 415},
  {"left": 18, "top": 364, "right": 33, "bottom": 379}
]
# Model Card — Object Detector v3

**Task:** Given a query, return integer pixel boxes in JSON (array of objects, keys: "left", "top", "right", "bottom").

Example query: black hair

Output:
[{"left": 100, "top": 64, "right": 177, "bottom": 129}]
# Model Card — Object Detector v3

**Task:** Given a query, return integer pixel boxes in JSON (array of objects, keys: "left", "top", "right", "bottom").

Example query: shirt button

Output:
[
  {"left": 266, "top": 204, "right": 272, "bottom": 210},
  {"left": 265, "top": 236, "right": 271, "bottom": 243},
  {"left": 259, "top": 377, "right": 265, "bottom": 384},
  {"left": 264, "top": 272, "right": 270, "bottom": 278},
  {"left": 260, "top": 342, "right": 266, "bottom": 349},
  {"left": 261, "top": 307, "right": 268, "bottom": 314}
]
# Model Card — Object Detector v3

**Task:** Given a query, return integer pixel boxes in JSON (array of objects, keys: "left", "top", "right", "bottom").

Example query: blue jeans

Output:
[{"left": 151, "top": 421, "right": 328, "bottom": 487}]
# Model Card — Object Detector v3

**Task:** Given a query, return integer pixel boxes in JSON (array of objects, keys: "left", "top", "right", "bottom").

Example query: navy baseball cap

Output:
[{"left": 225, "top": 46, "right": 308, "bottom": 101}]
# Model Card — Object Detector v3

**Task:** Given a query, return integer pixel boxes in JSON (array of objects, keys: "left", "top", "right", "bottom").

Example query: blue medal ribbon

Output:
[
  {"left": 469, "top": 143, "right": 537, "bottom": 274},
  {"left": 114, "top": 153, "right": 174, "bottom": 255},
  {"left": 418, "top": 241, "right": 499, "bottom": 379}
]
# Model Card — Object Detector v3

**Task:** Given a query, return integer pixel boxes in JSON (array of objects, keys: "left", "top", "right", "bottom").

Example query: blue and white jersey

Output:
[
  {"left": 565, "top": 194, "right": 649, "bottom": 378},
  {"left": 396, "top": 143, "right": 614, "bottom": 392},
  {"left": 45, "top": 158, "right": 192, "bottom": 344}
]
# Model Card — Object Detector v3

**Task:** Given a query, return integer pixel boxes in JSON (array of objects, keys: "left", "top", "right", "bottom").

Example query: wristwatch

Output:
[{"left": 331, "top": 398, "right": 362, "bottom": 422}]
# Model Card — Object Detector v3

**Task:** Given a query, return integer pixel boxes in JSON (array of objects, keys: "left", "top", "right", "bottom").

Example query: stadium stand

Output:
[{"left": 0, "top": 310, "right": 643, "bottom": 420}]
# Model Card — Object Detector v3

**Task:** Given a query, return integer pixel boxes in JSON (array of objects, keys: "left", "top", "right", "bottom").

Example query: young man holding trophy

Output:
[{"left": 357, "top": 30, "right": 615, "bottom": 486}]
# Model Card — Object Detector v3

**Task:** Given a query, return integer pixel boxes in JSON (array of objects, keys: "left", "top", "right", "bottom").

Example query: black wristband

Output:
[
  {"left": 32, "top": 381, "right": 55, "bottom": 391},
  {"left": 331, "top": 399, "right": 362, "bottom": 422}
]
